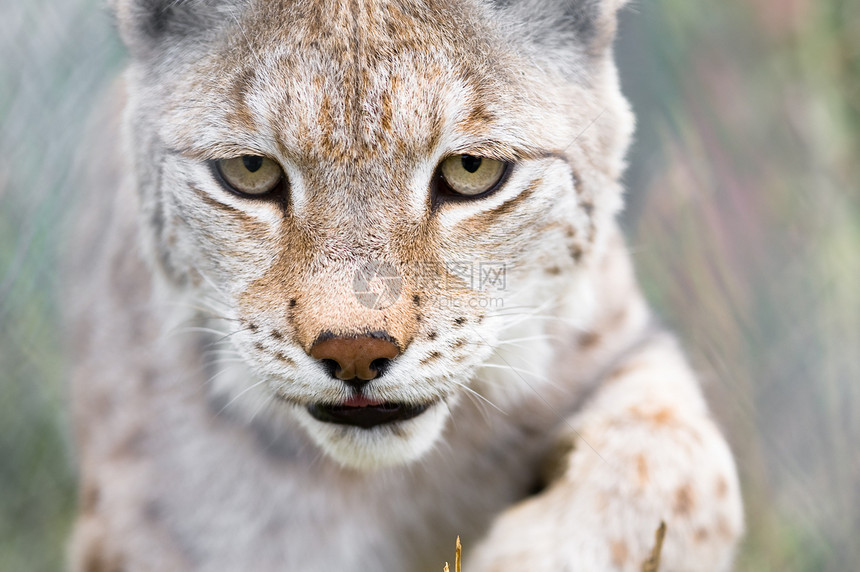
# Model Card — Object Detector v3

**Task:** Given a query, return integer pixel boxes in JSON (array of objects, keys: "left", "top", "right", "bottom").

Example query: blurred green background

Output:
[{"left": 0, "top": 0, "right": 857, "bottom": 570}]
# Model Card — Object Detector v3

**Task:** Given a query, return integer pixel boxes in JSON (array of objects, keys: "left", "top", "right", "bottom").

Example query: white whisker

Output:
[
  {"left": 495, "top": 334, "right": 563, "bottom": 345},
  {"left": 450, "top": 380, "right": 508, "bottom": 416},
  {"left": 213, "top": 378, "right": 269, "bottom": 416}
]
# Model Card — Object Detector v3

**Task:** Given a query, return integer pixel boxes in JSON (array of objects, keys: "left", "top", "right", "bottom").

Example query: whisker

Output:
[
  {"left": 450, "top": 380, "right": 508, "bottom": 416},
  {"left": 212, "top": 378, "right": 269, "bottom": 416},
  {"left": 156, "top": 299, "right": 238, "bottom": 322},
  {"left": 495, "top": 334, "right": 564, "bottom": 345},
  {"left": 246, "top": 392, "right": 281, "bottom": 426},
  {"left": 202, "top": 348, "right": 242, "bottom": 359},
  {"left": 468, "top": 327, "right": 609, "bottom": 464},
  {"left": 476, "top": 362, "right": 552, "bottom": 383},
  {"left": 167, "top": 325, "right": 231, "bottom": 338},
  {"left": 203, "top": 357, "right": 249, "bottom": 369}
]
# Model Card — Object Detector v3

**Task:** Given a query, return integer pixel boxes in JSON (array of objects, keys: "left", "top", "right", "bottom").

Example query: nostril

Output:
[
  {"left": 369, "top": 358, "right": 391, "bottom": 378},
  {"left": 320, "top": 359, "right": 340, "bottom": 379},
  {"left": 309, "top": 333, "right": 401, "bottom": 385}
]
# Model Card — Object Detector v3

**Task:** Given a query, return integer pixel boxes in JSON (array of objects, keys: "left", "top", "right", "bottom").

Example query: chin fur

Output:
[{"left": 293, "top": 402, "right": 450, "bottom": 470}]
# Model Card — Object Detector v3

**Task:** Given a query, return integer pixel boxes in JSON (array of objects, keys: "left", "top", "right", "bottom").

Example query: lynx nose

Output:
[{"left": 310, "top": 334, "right": 400, "bottom": 390}]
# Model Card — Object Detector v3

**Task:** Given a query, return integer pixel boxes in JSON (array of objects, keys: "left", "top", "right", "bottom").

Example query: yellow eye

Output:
[
  {"left": 439, "top": 155, "right": 507, "bottom": 197},
  {"left": 215, "top": 155, "right": 283, "bottom": 196}
]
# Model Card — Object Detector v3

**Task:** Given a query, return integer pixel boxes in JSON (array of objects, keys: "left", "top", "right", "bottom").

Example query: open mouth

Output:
[{"left": 307, "top": 396, "right": 430, "bottom": 429}]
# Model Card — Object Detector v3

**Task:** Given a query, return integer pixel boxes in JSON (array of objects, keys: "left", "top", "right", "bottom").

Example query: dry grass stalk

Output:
[
  {"left": 641, "top": 521, "right": 667, "bottom": 572},
  {"left": 443, "top": 536, "right": 462, "bottom": 572},
  {"left": 441, "top": 522, "right": 666, "bottom": 571}
]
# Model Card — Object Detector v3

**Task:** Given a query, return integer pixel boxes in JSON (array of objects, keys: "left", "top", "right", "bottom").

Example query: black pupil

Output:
[
  {"left": 461, "top": 155, "right": 482, "bottom": 173},
  {"left": 242, "top": 155, "right": 264, "bottom": 173}
]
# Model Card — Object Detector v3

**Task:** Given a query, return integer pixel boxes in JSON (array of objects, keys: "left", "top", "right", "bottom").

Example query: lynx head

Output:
[{"left": 113, "top": 0, "right": 633, "bottom": 469}]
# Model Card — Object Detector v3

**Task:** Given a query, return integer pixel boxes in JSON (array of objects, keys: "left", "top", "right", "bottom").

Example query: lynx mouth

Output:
[{"left": 307, "top": 398, "right": 431, "bottom": 429}]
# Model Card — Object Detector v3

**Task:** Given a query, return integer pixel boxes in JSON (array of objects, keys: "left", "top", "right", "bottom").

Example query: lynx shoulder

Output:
[{"left": 67, "top": 0, "right": 743, "bottom": 570}]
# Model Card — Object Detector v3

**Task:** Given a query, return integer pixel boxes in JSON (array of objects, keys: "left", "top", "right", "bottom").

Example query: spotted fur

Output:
[{"left": 67, "top": 0, "right": 743, "bottom": 570}]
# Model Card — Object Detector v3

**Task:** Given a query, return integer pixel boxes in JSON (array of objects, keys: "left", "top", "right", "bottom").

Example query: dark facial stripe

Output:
[
  {"left": 473, "top": 176, "right": 543, "bottom": 222},
  {"left": 188, "top": 184, "right": 260, "bottom": 225}
]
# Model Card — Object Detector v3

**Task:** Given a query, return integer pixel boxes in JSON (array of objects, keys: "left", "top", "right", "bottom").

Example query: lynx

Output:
[{"left": 66, "top": 0, "right": 743, "bottom": 570}]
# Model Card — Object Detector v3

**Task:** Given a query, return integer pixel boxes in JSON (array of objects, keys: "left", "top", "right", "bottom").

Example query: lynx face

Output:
[{"left": 119, "top": 0, "right": 632, "bottom": 468}]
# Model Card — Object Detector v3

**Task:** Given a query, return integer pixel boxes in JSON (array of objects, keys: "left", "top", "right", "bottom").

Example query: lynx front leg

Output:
[{"left": 468, "top": 335, "right": 743, "bottom": 572}]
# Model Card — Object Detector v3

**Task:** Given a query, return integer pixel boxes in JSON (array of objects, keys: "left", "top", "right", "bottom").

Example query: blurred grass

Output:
[
  {"left": 619, "top": 0, "right": 860, "bottom": 569},
  {"left": 0, "top": 0, "right": 123, "bottom": 569},
  {"left": 0, "top": 0, "right": 857, "bottom": 570}
]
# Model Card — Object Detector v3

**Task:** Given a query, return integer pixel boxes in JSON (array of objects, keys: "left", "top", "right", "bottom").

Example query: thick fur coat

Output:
[{"left": 66, "top": 0, "right": 743, "bottom": 570}]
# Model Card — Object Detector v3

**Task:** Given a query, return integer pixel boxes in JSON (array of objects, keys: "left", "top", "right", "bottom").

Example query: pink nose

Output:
[{"left": 309, "top": 335, "right": 400, "bottom": 387}]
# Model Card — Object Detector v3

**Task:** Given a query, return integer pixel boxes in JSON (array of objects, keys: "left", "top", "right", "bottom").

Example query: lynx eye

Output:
[
  {"left": 214, "top": 155, "right": 283, "bottom": 196},
  {"left": 438, "top": 154, "right": 507, "bottom": 197}
]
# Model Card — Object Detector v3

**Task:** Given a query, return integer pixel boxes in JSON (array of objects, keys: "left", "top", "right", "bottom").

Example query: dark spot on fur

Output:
[
  {"left": 289, "top": 298, "right": 297, "bottom": 308},
  {"left": 427, "top": 331, "right": 438, "bottom": 340},
  {"left": 610, "top": 539, "right": 629, "bottom": 566},
  {"left": 636, "top": 454, "right": 649, "bottom": 486},
  {"left": 607, "top": 362, "right": 637, "bottom": 382},
  {"left": 254, "top": 342, "right": 266, "bottom": 352},
  {"left": 578, "top": 331, "right": 601, "bottom": 348},
  {"left": 716, "top": 515, "right": 735, "bottom": 539},
  {"left": 674, "top": 484, "right": 695, "bottom": 515},
  {"left": 581, "top": 199, "right": 594, "bottom": 216},
  {"left": 570, "top": 168, "right": 582, "bottom": 194},
  {"left": 247, "top": 322, "right": 258, "bottom": 332},
  {"left": 420, "top": 351, "right": 443, "bottom": 365},
  {"left": 275, "top": 352, "right": 295, "bottom": 365},
  {"left": 271, "top": 330, "right": 283, "bottom": 340},
  {"left": 454, "top": 317, "right": 466, "bottom": 326},
  {"left": 413, "top": 294, "right": 420, "bottom": 306},
  {"left": 716, "top": 476, "right": 729, "bottom": 499}
]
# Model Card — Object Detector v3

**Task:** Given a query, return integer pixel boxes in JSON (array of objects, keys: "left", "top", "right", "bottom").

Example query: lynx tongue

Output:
[{"left": 342, "top": 395, "right": 384, "bottom": 408}]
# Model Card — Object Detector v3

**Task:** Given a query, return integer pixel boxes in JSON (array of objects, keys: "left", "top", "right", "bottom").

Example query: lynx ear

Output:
[
  {"left": 492, "top": 0, "right": 629, "bottom": 58},
  {"left": 110, "top": 0, "right": 229, "bottom": 56}
]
